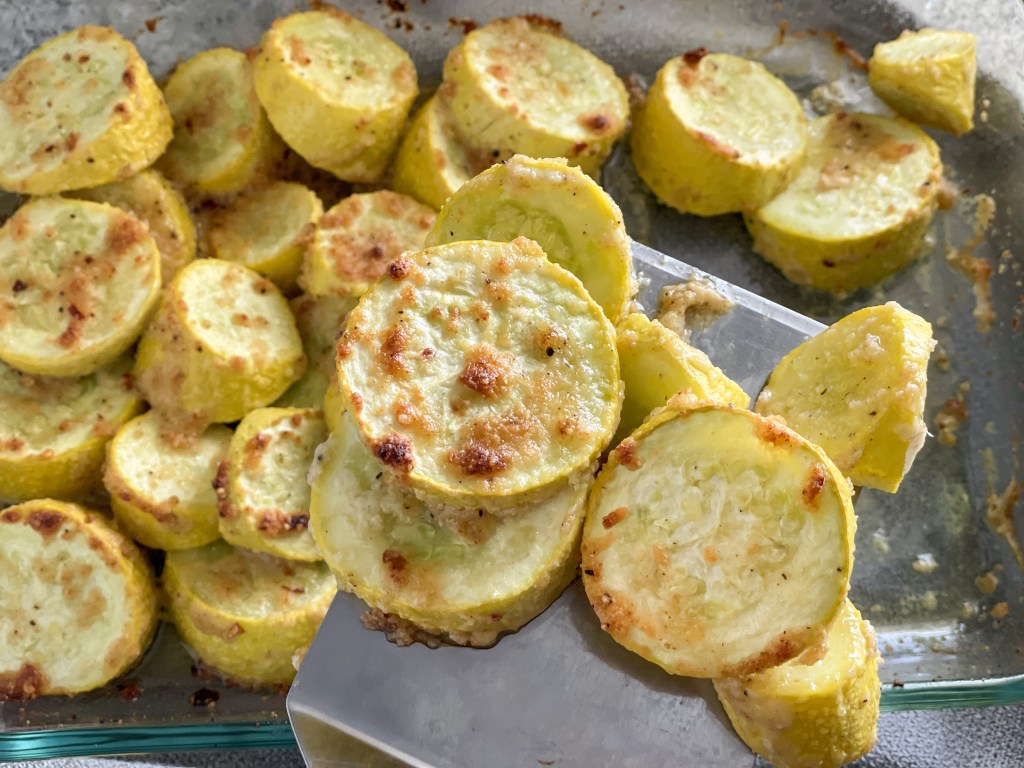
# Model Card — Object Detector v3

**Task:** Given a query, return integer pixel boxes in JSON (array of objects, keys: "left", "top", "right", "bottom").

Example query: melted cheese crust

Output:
[{"left": 337, "top": 237, "right": 620, "bottom": 511}]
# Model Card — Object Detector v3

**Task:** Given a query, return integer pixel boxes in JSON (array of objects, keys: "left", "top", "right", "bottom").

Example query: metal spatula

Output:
[{"left": 287, "top": 242, "right": 823, "bottom": 768}]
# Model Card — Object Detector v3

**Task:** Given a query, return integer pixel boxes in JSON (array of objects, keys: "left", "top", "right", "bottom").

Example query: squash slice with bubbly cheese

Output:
[
  {"left": 868, "top": 28, "right": 976, "bottom": 136},
  {"left": 215, "top": 407, "right": 327, "bottom": 562},
  {"left": 0, "top": 355, "right": 141, "bottom": 504},
  {"left": 336, "top": 237, "right": 621, "bottom": 512},
  {"left": 582, "top": 398, "right": 854, "bottom": 679},
  {"left": 163, "top": 540, "right": 335, "bottom": 686},
  {"left": 300, "top": 190, "right": 435, "bottom": 299},
  {"left": 756, "top": 301, "right": 935, "bottom": 493},
  {"left": 745, "top": 112, "right": 942, "bottom": 293},
  {"left": 310, "top": 411, "right": 588, "bottom": 645},
  {"left": 441, "top": 16, "right": 628, "bottom": 177},
  {"left": 70, "top": 169, "right": 197, "bottom": 283},
  {"left": 426, "top": 155, "right": 635, "bottom": 322},
  {"left": 0, "top": 197, "right": 161, "bottom": 377},
  {"left": 614, "top": 312, "right": 748, "bottom": 445},
  {"left": 208, "top": 180, "right": 323, "bottom": 294},
  {"left": 714, "top": 599, "right": 881, "bottom": 768},
  {"left": 159, "top": 47, "right": 283, "bottom": 198},
  {"left": 0, "top": 25, "right": 172, "bottom": 195},
  {"left": 392, "top": 95, "right": 474, "bottom": 211},
  {"left": 133, "top": 258, "right": 305, "bottom": 433},
  {"left": 253, "top": 8, "right": 418, "bottom": 184},
  {"left": 104, "top": 411, "right": 232, "bottom": 550},
  {"left": 632, "top": 52, "right": 807, "bottom": 216},
  {"left": 0, "top": 499, "right": 157, "bottom": 699}
]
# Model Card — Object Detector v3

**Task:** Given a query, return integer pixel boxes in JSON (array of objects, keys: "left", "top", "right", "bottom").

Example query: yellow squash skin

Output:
[
  {"left": 714, "top": 599, "right": 881, "bottom": 768},
  {"left": 163, "top": 540, "right": 336, "bottom": 687},
  {"left": 0, "top": 26, "right": 172, "bottom": 195},
  {"left": 744, "top": 112, "right": 942, "bottom": 293},
  {"left": 252, "top": 8, "right": 418, "bottom": 184},
  {"left": 0, "top": 499, "right": 158, "bottom": 699},
  {"left": 309, "top": 411, "right": 587, "bottom": 646},
  {"left": 441, "top": 16, "right": 628, "bottom": 177},
  {"left": 159, "top": 47, "right": 284, "bottom": 198},
  {"left": 104, "top": 412, "right": 232, "bottom": 550},
  {"left": 133, "top": 259, "right": 305, "bottom": 434},
  {"left": 756, "top": 302, "right": 935, "bottom": 493},
  {"left": 391, "top": 95, "right": 474, "bottom": 211},
  {"left": 0, "top": 197, "right": 162, "bottom": 377},
  {"left": 632, "top": 52, "right": 807, "bottom": 216},
  {"left": 0, "top": 355, "right": 141, "bottom": 504},
  {"left": 582, "top": 399, "right": 855, "bottom": 679},
  {"left": 69, "top": 169, "right": 197, "bottom": 284},
  {"left": 275, "top": 293, "right": 357, "bottom": 410},
  {"left": 426, "top": 155, "right": 636, "bottom": 323},
  {"left": 336, "top": 237, "right": 621, "bottom": 512},
  {"left": 868, "top": 28, "right": 977, "bottom": 136}
]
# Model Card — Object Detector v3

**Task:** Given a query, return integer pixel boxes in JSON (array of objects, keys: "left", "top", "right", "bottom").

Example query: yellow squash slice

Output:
[
  {"left": 614, "top": 312, "right": 749, "bottom": 445},
  {"left": 208, "top": 180, "right": 323, "bottom": 294},
  {"left": 70, "top": 169, "right": 197, "bottom": 283},
  {"left": 0, "top": 25, "right": 172, "bottom": 195},
  {"left": 868, "top": 29, "right": 977, "bottom": 136},
  {"left": 714, "top": 599, "right": 881, "bottom": 768},
  {"left": 275, "top": 293, "right": 357, "bottom": 410},
  {"left": 755, "top": 301, "right": 935, "bottom": 493},
  {"left": 0, "top": 197, "right": 161, "bottom": 377},
  {"left": 0, "top": 355, "right": 140, "bottom": 504},
  {"left": 391, "top": 95, "right": 474, "bottom": 211},
  {"left": 0, "top": 499, "right": 157, "bottom": 699},
  {"left": 632, "top": 52, "right": 808, "bottom": 216},
  {"left": 103, "top": 411, "right": 232, "bottom": 550},
  {"left": 309, "top": 411, "right": 588, "bottom": 645},
  {"left": 133, "top": 258, "right": 305, "bottom": 432},
  {"left": 426, "top": 155, "right": 635, "bottom": 322},
  {"left": 215, "top": 407, "right": 327, "bottom": 562},
  {"left": 745, "top": 112, "right": 942, "bottom": 293},
  {"left": 159, "top": 47, "right": 283, "bottom": 198},
  {"left": 252, "top": 8, "right": 418, "bottom": 184},
  {"left": 582, "top": 399, "right": 854, "bottom": 678},
  {"left": 441, "top": 16, "right": 628, "bottom": 177},
  {"left": 336, "top": 237, "right": 621, "bottom": 512},
  {"left": 163, "top": 540, "right": 336, "bottom": 686},
  {"left": 300, "top": 190, "right": 435, "bottom": 299}
]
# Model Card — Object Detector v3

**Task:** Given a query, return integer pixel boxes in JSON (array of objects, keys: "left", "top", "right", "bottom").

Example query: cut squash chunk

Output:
[
  {"left": 216, "top": 407, "right": 327, "bottom": 562},
  {"left": 300, "top": 191, "right": 435, "bottom": 299},
  {"left": 275, "top": 293, "right": 356, "bottom": 409},
  {"left": 0, "top": 25, "right": 171, "bottom": 195},
  {"left": 632, "top": 52, "right": 807, "bottom": 216},
  {"left": 745, "top": 112, "right": 941, "bottom": 293},
  {"left": 70, "top": 169, "right": 197, "bottom": 283},
  {"left": 0, "top": 499, "right": 157, "bottom": 699},
  {"left": 133, "top": 259, "right": 305, "bottom": 433},
  {"left": 714, "top": 599, "right": 881, "bottom": 768},
  {"left": 614, "top": 312, "right": 748, "bottom": 445},
  {"left": 582, "top": 399, "right": 854, "bottom": 678},
  {"left": 336, "top": 237, "right": 620, "bottom": 512},
  {"left": 441, "top": 16, "right": 628, "bottom": 177},
  {"left": 104, "top": 411, "right": 231, "bottom": 550},
  {"left": 0, "top": 355, "right": 140, "bottom": 504},
  {"left": 163, "top": 540, "right": 335, "bottom": 686},
  {"left": 868, "top": 29, "right": 976, "bottom": 136},
  {"left": 208, "top": 180, "right": 323, "bottom": 294},
  {"left": 253, "top": 8, "right": 418, "bottom": 183},
  {"left": 755, "top": 301, "right": 935, "bottom": 493},
  {"left": 309, "top": 411, "right": 587, "bottom": 645},
  {"left": 426, "top": 155, "right": 635, "bottom": 322},
  {"left": 0, "top": 197, "right": 161, "bottom": 377},
  {"left": 392, "top": 95, "right": 474, "bottom": 210},
  {"left": 159, "top": 47, "right": 283, "bottom": 198}
]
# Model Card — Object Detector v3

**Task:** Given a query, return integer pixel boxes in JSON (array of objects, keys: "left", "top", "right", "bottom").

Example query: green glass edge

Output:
[{"left": 3, "top": 675, "right": 1024, "bottom": 761}]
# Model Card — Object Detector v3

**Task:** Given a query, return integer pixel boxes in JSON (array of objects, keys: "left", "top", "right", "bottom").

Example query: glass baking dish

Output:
[{"left": 1, "top": 0, "right": 1021, "bottom": 761}]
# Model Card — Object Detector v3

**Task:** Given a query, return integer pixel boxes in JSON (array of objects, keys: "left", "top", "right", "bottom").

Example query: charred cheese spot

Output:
[{"left": 374, "top": 433, "right": 415, "bottom": 472}]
